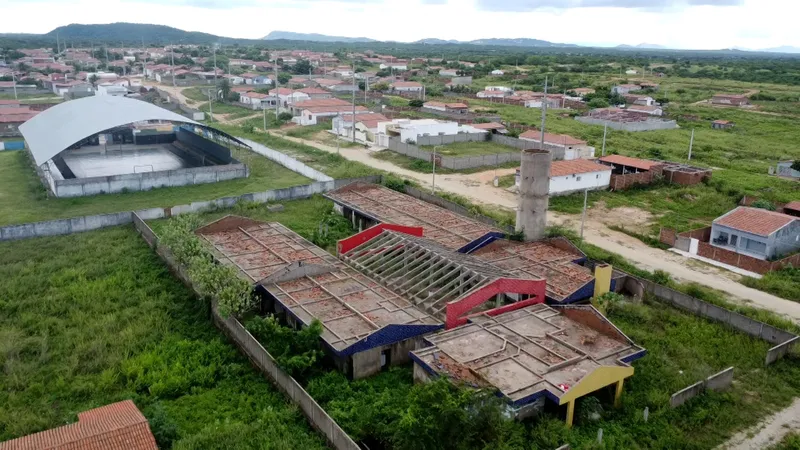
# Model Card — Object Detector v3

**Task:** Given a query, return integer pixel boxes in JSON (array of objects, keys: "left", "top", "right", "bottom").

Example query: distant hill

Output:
[
  {"left": 262, "top": 31, "right": 376, "bottom": 43},
  {"left": 617, "top": 43, "right": 667, "bottom": 49},
  {"left": 414, "top": 37, "right": 576, "bottom": 47},
  {"left": 44, "top": 23, "right": 236, "bottom": 45},
  {"left": 759, "top": 46, "right": 800, "bottom": 54}
]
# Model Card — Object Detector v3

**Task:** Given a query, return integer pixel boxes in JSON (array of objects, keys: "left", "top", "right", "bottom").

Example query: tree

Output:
[
  {"left": 791, "top": 160, "right": 800, "bottom": 172},
  {"left": 277, "top": 73, "right": 291, "bottom": 85},
  {"left": 89, "top": 74, "right": 99, "bottom": 86},
  {"left": 588, "top": 98, "right": 609, "bottom": 108},
  {"left": 372, "top": 82, "right": 390, "bottom": 92},
  {"left": 227, "top": 91, "right": 240, "bottom": 102},
  {"left": 293, "top": 58, "right": 312, "bottom": 75},
  {"left": 217, "top": 78, "right": 231, "bottom": 102},
  {"left": 409, "top": 99, "right": 424, "bottom": 107},
  {"left": 752, "top": 199, "right": 776, "bottom": 211}
]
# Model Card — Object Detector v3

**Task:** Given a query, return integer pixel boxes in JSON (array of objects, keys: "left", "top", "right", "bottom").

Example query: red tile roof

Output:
[
  {"left": 297, "top": 87, "right": 330, "bottom": 95},
  {"left": 598, "top": 154, "right": 661, "bottom": 171},
  {"left": 269, "top": 88, "right": 295, "bottom": 95},
  {"left": 316, "top": 78, "right": 343, "bottom": 86},
  {"left": 293, "top": 98, "right": 351, "bottom": 108},
  {"left": 714, "top": 207, "right": 796, "bottom": 237},
  {"left": 549, "top": 160, "right": 611, "bottom": 177},
  {"left": 341, "top": 113, "right": 390, "bottom": 129},
  {"left": 392, "top": 81, "right": 422, "bottom": 88},
  {"left": 784, "top": 201, "right": 800, "bottom": 212},
  {"left": 304, "top": 105, "right": 369, "bottom": 114},
  {"left": 712, "top": 120, "right": 733, "bottom": 125},
  {"left": 519, "top": 130, "right": 587, "bottom": 146},
  {"left": 0, "top": 100, "right": 21, "bottom": 106},
  {"left": 0, "top": 400, "right": 157, "bottom": 450}
]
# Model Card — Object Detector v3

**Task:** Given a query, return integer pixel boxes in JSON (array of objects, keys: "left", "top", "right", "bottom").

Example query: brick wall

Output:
[
  {"left": 659, "top": 228, "right": 677, "bottom": 246},
  {"left": 609, "top": 171, "right": 655, "bottom": 190},
  {"left": 679, "top": 227, "right": 712, "bottom": 242},
  {"left": 663, "top": 168, "right": 711, "bottom": 186}
]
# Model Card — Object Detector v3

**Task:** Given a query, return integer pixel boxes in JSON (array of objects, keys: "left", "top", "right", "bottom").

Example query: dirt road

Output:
[
  {"left": 269, "top": 131, "right": 800, "bottom": 322},
  {"left": 718, "top": 398, "right": 800, "bottom": 450}
]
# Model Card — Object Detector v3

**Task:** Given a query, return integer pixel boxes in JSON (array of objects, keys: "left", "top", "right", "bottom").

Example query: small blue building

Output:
[{"left": 711, "top": 207, "right": 800, "bottom": 260}]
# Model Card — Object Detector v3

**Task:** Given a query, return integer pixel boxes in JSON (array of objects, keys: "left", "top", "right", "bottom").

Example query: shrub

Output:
[
  {"left": 278, "top": 112, "right": 293, "bottom": 121},
  {"left": 382, "top": 174, "right": 409, "bottom": 192},
  {"left": 408, "top": 99, "right": 424, "bottom": 107},
  {"left": 751, "top": 199, "right": 776, "bottom": 211},
  {"left": 592, "top": 291, "right": 625, "bottom": 315},
  {"left": 244, "top": 315, "right": 323, "bottom": 379},
  {"left": 588, "top": 97, "right": 610, "bottom": 108}
]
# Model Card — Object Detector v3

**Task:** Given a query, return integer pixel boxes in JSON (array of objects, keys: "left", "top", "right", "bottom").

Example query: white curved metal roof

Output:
[{"left": 20, "top": 95, "right": 212, "bottom": 166}]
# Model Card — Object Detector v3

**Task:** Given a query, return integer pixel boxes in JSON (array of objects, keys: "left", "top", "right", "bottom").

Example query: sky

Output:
[{"left": 2, "top": 0, "right": 796, "bottom": 50}]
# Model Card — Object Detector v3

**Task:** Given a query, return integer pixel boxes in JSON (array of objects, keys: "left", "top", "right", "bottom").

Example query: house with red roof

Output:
[
  {"left": 515, "top": 160, "right": 611, "bottom": 196},
  {"left": 0, "top": 400, "right": 157, "bottom": 450},
  {"left": 711, "top": 207, "right": 799, "bottom": 260},
  {"left": 520, "top": 130, "right": 596, "bottom": 160}
]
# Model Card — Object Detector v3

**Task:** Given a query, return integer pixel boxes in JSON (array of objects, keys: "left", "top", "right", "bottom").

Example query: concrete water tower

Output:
[{"left": 516, "top": 149, "right": 551, "bottom": 241}]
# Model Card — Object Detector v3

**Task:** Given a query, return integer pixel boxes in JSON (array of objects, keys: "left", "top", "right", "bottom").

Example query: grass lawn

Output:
[
  {"left": 181, "top": 86, "right": 214, "bottom": 103},
  {"left": 742, "top": 267, "right": 800, "bottom": 302},
  {"left": 770, "top": 433, "right": 800, "bottom": 450},
  {"left": 195, "top": 101, "right": 257, "bottom": 120},
  {"left": 0, "top": 145, "right": 309, "bottom": 226},
  {"left": 419, "top": 140, "right": 518, "bottom": 157},
  {"left": 0, "top": 226, "right": 326, "bottom": 449}
]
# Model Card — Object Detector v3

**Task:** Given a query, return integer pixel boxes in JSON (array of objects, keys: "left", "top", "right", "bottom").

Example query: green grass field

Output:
[
  {"left": 419, "top": 140, "right": 517, "bottom": 157},
  {"left": 770, "top": 433, "right": 800, "bottom": 450},
  {"left": 0, "top": 226, "right": 326, "bottom": 449},
  {"left": 0, "top": 146, "right": 309, "bottom": 226}
]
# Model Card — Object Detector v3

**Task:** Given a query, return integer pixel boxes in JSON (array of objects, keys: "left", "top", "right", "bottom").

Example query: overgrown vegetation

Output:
[
  {"left": 0, "top": 227, "right": 325, "bottom": 449},
  {"left": 741, "top": 266, "right": 800, "bottom": 301},
  {"left": 770, "top": 433, "right": 800, "bottom": 450},
  {"left": 245, "top": 316, "right": 324, "bottom": 379}
]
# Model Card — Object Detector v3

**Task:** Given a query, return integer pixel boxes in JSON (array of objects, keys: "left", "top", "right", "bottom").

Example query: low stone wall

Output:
[
  {"left": 670, "top": 367, "right": 734, "bottom": 408},
  {"left": 0, "top": 176, "right": 382, "bottom": 242},
  {"left": 622, "top": 274, "right": 797, "bottom": 365},
  {"left": 132, "top": 216, "right": 359, "bottom": 450},
  {"left": 52, "top": 163, "right": 249, "bottom": 197}
]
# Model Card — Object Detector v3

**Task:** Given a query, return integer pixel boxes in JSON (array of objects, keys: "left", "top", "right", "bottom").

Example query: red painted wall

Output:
[
  {"left": 337, "top": 224, "right": 424, "bottom": 255},
  {"left": 444, "top": 278, "right": 547, "bottom": 329}
]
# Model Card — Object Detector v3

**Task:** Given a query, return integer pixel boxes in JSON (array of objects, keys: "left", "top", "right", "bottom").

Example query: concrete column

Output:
[
  {"left": 516, "top": 149, "right": 550, "bottom": 241},
  {"left": 614, "top": 379, "right": 624, "bottom": 408},
  {"left": 565, "top": 400, "right": 575, "bottom": 428},
  {"left": 593, "top": 263, "right": 612, "bottom": 298}
]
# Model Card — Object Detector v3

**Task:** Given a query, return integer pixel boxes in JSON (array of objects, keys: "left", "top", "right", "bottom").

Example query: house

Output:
[
  {"left": 639, "top": 82, "right": 659, "bottom": 90},
  {"left": 354, "top": 71, "right": 378, "bottom": 81},
  {"left": 611, "top": 84, "right": 642, "bottom": 95},
  {"left": 295, "top": 104, "right": 369, "bottom": 126},
  {"left": 297, "top": 87, "right": 333, "bottom": 99},
  {"left": 331, "top": 112, "right": 390, "bottom": 142},
  {"left": 711, "top": 94, "right": 750, "bottom": 106},
  {"left": 0, "top": 400, "right": 157, "bottom": 449},
  {"left": 95, "top": 83, "right": 129, "bottom": 97},
  {"left": 624, "top": 94, "right": 655, "bottom": 106},
  {"left": 470, "top": 122, "right": 507, "bottom": 134},
  {"left": 598, "top": 154, "right": 662, "bottom": 174},
  {"left": 711, "top": 119, "right": 735, "bottom": 129},
  {"left": 626, "top": 104, "right": 663, "bottom": 116},
  {"left": 223, "top": 74, "right": 245, "bottom": 85},
  {"left": 448, "top": 76, "right": 472, "bottom": 86},
  {"left": 316, "top": 78, "right": 344, "bottom": 90},
  {"left": 514, "top": 159, "right": 611, "bottom": 195},
  {"left": 329, "top": 83, "right": 358, "bottom": 93},
  {"left": 239, "top": 91, "right": 277, "bottom": 109},
  {"left": 331, "top": 66, "right": 353, "bottom": 77},
  {"left": 269, "top": 88, "right": 310, "bottom": 107},
  {"left": 377, "top": 118, "right": 483, "bottom": 144},
  {"left": 391, "top": 81, "right": 423, "bottom": 93},
  {"left": 710, "top": 207, "right": 800, "bottom": 260},
  {"left": 784, "top": 201, "right": 800, "bottom": 217},
  {"left": 491, "top": 69, "right": 505, "bottom": 76},
  {"left": 476, "top": 90, "right": 510, "bottom": 99},
  {"left": 520, "top": 130, "right": 596, "bottom": 160},
  {"left": 571, "top": 88, "right": 595, "bottom": 98},
  {"left": 290, "top": 98, "right": 352, "bottom": 115},
  {"left": 0, "top": 107, "right": 38, "bottom": 137},
  {"left": 439, "top": 69, "right": 459, "bottom": 77},
  {"left": 379, "top": 62, "right": 408, "bottom": 71},
  {"left": 524, "top": 95, "right": 565, "bottom": 109},
  {"left": 625, "top": 69, "right": 638, "bottom": 75},
  {"left": 422, "top": 101, "right": 468, "bottom": 114},
  {"left": 486, "top": 85, "right": 513, "bottom": 92}
]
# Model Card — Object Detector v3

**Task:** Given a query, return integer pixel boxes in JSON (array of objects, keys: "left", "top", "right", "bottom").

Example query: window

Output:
[
  {"left": 714, "top": 232, "right": 729, "bottom": 245},
  {"left": 744, "top": 238, "right": 767, "bottom": 255},
  {"left": 576, "top": 176, "right": 582, "bottom": 181},
  {"left": 730, "top": 235, "right": 738, "bottom": 247}
]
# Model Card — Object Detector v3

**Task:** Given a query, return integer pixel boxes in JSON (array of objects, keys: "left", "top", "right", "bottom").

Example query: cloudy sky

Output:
[{"left": 2, "top": 0, "right": 794, "bottom": 50}]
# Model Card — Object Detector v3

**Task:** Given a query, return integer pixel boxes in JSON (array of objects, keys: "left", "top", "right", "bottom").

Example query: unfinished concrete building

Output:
[
  {"left": 325, "top": 182, "right": 609, "bottom": 304},
  {"left": 516, "top": 149, "right": 551, "bottom": 241},
  {"left": 411, "top": 303, "right": 646, "bottom": 426},
  {"left": 195, "top": 216, "right": 443, "bottom": 379}
]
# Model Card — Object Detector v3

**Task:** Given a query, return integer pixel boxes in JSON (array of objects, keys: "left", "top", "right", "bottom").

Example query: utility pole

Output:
[
  {"left": 601, "top": 123, "right": 608, "bottom": 156},
  {"left": 142, "top": 37, "right": 147, "bottom": 79},
  {"left": 432, "top": 146, "right": 441, "bottom": 194},
  {"left": 263, "top": 103, "right": 267, "bottom": 131},
  {"left": 274, "top": 59, "right": 279, "bottom": 118},
  {"left": 208, "top": 88, "right": 213, "bottom": 120},
  {"left": 351, "top": 61, "right": 356, "bottom": 143},
  {"left": 539, "top": 76, "right": 548, "bottom": 149},
  {"left": 580, "top": 189, "right": 588, "bottom": 241},
  {"left": 171, "top": 44, "right": 176, "bottom": 88},
  {"left": 11, "top": 72, "right": 17, "bottom": 100},
  {"left": 213, "top": 45, "right": 218, "bottom": 91},
  {"left": 688, "top": 128, "right": 695, "bottom": 160}
]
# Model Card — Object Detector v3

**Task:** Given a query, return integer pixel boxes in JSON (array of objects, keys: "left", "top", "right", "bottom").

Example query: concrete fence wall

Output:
[
  {"left": 670, "top": 367, "right": 734, "bottom": 408},
  {"left": 623, "top": 274, "right": 797, "bottom": 365},
  {"left": 576, "top": 116, "right": 678, "bottom": 132},
  {"left": 53, "top": 164, "right": 249, "bottom": 198},
  {"left": 131, "top": 215, "right": 360, "bottom": 450},
  {"left": 237, "top": 137, "right": 333, "bottom": 182},
  {"left": 0, "top": 176, "right": 382, "bottom": 242},
  {"left": 415, "top": 132, "right": 487, "bottom": 146}
]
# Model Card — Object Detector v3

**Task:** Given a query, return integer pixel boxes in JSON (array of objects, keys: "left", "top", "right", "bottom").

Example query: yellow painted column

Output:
[
  {"left": 566, "top": 400, "right": 575, "bottom": 428},
  {"left": 593, "top": 263, "right": 612, "bottom": 298},
  {"left": 614, "top": 379, "right": 624, "bottom": 408}
]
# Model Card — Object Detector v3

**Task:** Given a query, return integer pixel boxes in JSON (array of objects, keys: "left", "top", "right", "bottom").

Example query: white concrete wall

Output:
[
  {"left": 549, "top": 170, "right": 611, "bottom": 196},
  {"left": 398, "top": 121, "right": 459, "bottom": 143}
]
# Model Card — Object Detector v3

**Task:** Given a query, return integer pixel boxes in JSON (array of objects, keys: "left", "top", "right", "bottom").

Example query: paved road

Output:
[{"left": 271, "top": 131, "right": 800, "bottom": 323}]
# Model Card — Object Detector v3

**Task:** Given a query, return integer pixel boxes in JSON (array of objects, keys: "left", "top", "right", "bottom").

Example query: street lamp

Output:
[{"left": 432, "top": 145, "right": 442, "bottom": 194}]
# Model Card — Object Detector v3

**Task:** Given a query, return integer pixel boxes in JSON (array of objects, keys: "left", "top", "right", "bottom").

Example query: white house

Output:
[
  {"left": 519, "top": 130, "right": 595, "bottom": 160},
  {"left": 95, "top": 84, "right": 128, "bottom": 97},
  {"left": 611, "top": 84, "right": 642, "bottom": 95},
  {"left": 515, "top": 159, "right": 611, "bottom": 196},
  {"left": 331, "top": 112, "right": 390, "bottom": 142},
  {"left": 239, "top": 91, "right": 277, "bottom": 110},
  {"left": 625, "top": 69, "right": 638, "bottom": 75},
  {"left": 491, "top": 70, "right": 505, "bottom": 76},
  {"left": 625, "top": 94, "right": 655, "bottom": 106},
  {"left": 224, "top": 75, "right": 244, "bottom": 85},
  {"left": 524, "top": 96, "right": 564, "bottom": 109},
  {"left": 295, "top": 105, "right": 370, "bottom": 126},
  {"left": 269, "top": 88, "right": 310, "bottom": 107},
  {"left": 439, "top": 69, "right": 459, "bottom": 77},
  {"left": 379, "top": 63, "right": 408, "bottom": 71},
  {"left": 391, "top": 81, "right": 423, "bottom": 93},
  {"left": 485, "top": 86, "right": 513, "bottom": 92},
  {"left": 476, "top": 90, "right": 509, "bottom": 99},
  {"left": 377, "top": 119, "right": 483, "bottom": 144},
  {"left": 331, "top": 66, "right": 353, "bottom": 77}
]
